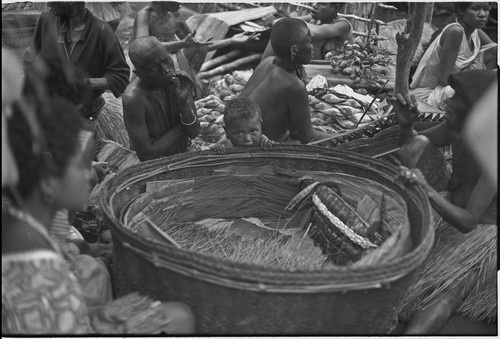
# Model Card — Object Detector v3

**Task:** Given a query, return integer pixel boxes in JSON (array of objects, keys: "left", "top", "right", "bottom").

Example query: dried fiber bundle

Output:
[
  {"left": 398, "top": 221, "right": 497, "bottom": 323},
  {"left": 153, "top": 217, "right": 327, "bottom": 270},
  {"left": 92, "top": 92, "right": 130, "bottom": 149}
]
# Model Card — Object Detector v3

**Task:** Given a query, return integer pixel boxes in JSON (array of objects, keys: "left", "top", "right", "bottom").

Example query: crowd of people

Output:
[{"left": 2, "top": 1, "right": 497, "bottom": 335}]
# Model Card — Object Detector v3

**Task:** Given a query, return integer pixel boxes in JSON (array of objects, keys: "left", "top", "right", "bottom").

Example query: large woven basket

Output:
[{"left": 101, "top": 145, "right": 434, "bottom": 335}]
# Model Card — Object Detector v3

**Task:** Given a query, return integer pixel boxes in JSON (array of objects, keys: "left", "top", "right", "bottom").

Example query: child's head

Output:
[{"left": 223, "top": 97, "right": 263, "bottom": 147}]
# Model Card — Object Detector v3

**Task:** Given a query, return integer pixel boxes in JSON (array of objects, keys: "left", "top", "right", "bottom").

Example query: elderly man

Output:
[
  {"left": 122, "top": 37, "right": 200, "bottom": 161},
  {"left": 240, "top": 18, "right": 332, "bottom": 144},
  {"left": 24, "top": 1, "right": 130, "bottom": 147}
]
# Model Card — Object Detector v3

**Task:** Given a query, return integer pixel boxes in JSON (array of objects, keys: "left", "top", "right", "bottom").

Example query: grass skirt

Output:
[
  {"left": 397, "top": 217, "right": 497, "bottom": 323},
  {"left": 82, "top": 92, "right": 130, "bottom": 152}
]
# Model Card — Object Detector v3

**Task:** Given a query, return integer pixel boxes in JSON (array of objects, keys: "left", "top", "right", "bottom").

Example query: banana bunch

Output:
[
  {"left": 210, "top": 70, "right": 254, "bottom": 102},
  {"left": 325, "top": 41, "right": 394, "bottom": 88},
  {"left": 309, "top": 88, "right": 382, "bottom": 131}
]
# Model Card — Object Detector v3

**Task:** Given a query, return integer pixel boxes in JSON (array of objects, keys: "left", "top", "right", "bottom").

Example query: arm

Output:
[
  {"left": 400, "top": 167, "right": 496, "bottom": 233},
  {"left": 287, "top": 84, "right": 331, "bottom": 143},
  {"left": 95, "top": 24, "right": 131, "bottom": 97},
  {"left": 173, "top": 76, "right": 200, "bottom": 139},
  {"left": 434, "top": 25, "right": 463, "bottom": 86},
  {"left": 133, "top": 5, "right": 152, "bottom": 40},
  {"left": 307, "top": 20, "right": 351, "bottom": 42},
  {"left": 393, "top": 94, "right": 452, "bottom": 147},
  {"left": 122, "top": 91, "right": 185, "bottom": 161},
  {"left": 161, "top": 32, "right": 211, "bottom": 53},
  {"left": 206, "top": 32, "right": 261, "bottom": 51},
  {"left": 175, "top": 15, "right": 193, "bottom": 40}
]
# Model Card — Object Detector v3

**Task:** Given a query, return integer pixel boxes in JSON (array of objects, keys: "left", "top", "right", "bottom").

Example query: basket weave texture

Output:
[{"left": 101, "top": 145, "right": 434, "bottom": 334}]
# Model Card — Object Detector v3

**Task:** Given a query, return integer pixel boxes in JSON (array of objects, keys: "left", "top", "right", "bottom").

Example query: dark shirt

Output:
[{"left": 26, "top": 9, "right": 129, "bottom": 102}]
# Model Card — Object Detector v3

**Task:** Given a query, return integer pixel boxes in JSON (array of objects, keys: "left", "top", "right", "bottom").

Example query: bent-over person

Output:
[
  {"left": 122, "top": 37, "right": 200, "bottom": 161},
  {"left": 240, "top": 18, "right": 332, "bottom": 144}
]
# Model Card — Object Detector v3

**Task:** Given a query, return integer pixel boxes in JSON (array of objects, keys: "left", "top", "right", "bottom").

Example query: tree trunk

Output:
[{"left": 395, "top": 2, "right": 429, "bottom": 96}]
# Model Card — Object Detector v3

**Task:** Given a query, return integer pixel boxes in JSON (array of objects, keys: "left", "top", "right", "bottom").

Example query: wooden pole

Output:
[
  {"left": 200, "top": 50, "right": 242, "bottom": 72},
  {"left": 394, "top": 2, "right": 429, "bottom": 97},
  {"left": 425, "top": 3, "right": 434, "bottom": 23},
  {"left": 198, "top": 53, "right": 262, "bottom": 80}
]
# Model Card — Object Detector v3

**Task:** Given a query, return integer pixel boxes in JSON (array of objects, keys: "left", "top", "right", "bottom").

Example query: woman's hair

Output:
[
  {"left": 455, "top": 2, "right": 473, "bottom": 16},
  {"left": 7, "top": 96, "right": 83, "bottom": 198},
  {"left": 223, "top": 97, "right": 262, "bottom": 128}
]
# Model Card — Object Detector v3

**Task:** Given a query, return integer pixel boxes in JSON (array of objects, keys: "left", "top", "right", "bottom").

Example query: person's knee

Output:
[{"left": 164, "top": 301, "right": 196, "bottom": 334}]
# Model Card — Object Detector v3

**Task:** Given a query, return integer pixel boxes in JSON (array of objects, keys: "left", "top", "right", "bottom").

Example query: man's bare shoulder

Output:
[{"left": 123, "top": 79, "right": 148, "bottom": 111}]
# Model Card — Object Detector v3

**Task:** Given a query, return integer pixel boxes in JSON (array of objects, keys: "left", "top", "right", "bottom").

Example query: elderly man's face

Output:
[{"left": 136, "top": 44, "right": 176, "bottom": 87}]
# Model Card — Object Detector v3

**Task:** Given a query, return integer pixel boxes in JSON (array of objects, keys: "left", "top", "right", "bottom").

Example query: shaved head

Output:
[
  {"left": 271, "top": 18, "right": 309, "bottom": 58},
  {"left": 129, "top": 36, "right": 172, "bottom": 72}
]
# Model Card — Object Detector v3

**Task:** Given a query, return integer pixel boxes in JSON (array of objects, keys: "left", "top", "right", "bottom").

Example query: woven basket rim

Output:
[{"left": 101, "top": 145, "right": 434, "bottom": 290}]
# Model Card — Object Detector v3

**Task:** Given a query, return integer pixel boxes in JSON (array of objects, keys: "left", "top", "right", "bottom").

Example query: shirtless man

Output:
[
  {"left": 240, "top": 18, "right": 331, "bottom": 144},
  {"left": 261, "top": 3, "right": 354, "bottom": 61},
  {"left": 130, "top": 2, "right": 261, "bottom": 74},
  {"left": 122, "top": 37, "right": 200, "bottom": 161}
]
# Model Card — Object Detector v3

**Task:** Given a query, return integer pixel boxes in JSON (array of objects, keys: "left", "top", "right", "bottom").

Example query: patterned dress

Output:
[{"left": 2, "top": 250, "right": 92, "bottom": 334}]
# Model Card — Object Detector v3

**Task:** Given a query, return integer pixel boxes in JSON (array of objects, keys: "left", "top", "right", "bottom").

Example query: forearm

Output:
[
  {"left": 162, "top": 40, "right": 187, "bottom": 53},
  {"left": 398, "top": 124, "right": 418, "bottom": 146},
  {"left": 427, "top": 188, "right": 477, "bottom": 233},
  {"left": 207, "top": 38, "right": 235, "bottom": 51},
  {"left": 86, "top": 78, "right": 110, "bottom": 92},
  {"left": 178, "top": 103, "right": 200, "bottom": 139},
  {"left": 137, "top": 126, "right": 185, "bottom": 161}
]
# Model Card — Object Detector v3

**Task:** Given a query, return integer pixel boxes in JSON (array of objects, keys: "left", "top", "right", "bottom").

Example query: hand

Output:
[
  {"left": 390, "top": 93, "right": 420, "bottom": 127},
  {"left": 181, "top": 30, "right": 212, "bottom": 48},
  {"left": 396, "top": 166, "right": 430, "bottom": 189},
  {"left": 211, "top": 144, "right": 226, "bottom": 154},
  {"left": 92, "top": 161, "right": 110, "bottom": 181},
  {"left": 231, "top": 32, "right": 261, "bottom": 45},
  {"left": 171, "top": 72, "right": 194, "bottom": 101},
  {"left": 260, "top": 138, "right": 274, "bottom": 149}
]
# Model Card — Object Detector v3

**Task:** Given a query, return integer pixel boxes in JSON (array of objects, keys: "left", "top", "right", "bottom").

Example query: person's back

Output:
[
  {"left": 241, "top": 18, "right": 331, "bottom": 144},
  {"left": 241, "top": 57, "right": 303, "bottom": 142}
]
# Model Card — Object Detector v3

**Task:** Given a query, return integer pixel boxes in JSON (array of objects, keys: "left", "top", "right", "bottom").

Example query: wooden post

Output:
[
  {"left": 425, "top": 3, "right": 434, "bottom": 23},
  {"left": 394, "top": 2, "right": 429, "bottom": 97}
]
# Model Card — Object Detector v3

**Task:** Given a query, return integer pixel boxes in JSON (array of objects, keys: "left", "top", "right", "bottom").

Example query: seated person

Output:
[
  {"left": 261, "top": 3, "right": 354, "bottom": 61},
  {"left": 122, "top": 37, "right": 200, "bottom": 161},
  {"left": 393, "top": 69, "right": 497, "bottom": 334},
  {"left": 3, "top": 92, "right": 195, "bottom": 334},
  {"left": 240, "top": 18, "right": 332, "bottom": 144},
  {"left": 410, "top": 2, "right": 497, "bottom": 110},
  {"left": 211, "top": 97, "right": 273, "bottom": 154},
  {"left": 129, "top": 1, "right": 260, "bottom": 98}
]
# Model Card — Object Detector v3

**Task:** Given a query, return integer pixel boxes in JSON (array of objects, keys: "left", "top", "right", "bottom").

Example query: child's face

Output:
[{"left": 226, "top": 116, "right": 263, "bottom": 147}]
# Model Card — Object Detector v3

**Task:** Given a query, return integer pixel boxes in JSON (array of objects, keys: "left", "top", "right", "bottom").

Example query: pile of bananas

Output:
[{"left": 325, "top": 42, "right": 395, "bottom": 88}]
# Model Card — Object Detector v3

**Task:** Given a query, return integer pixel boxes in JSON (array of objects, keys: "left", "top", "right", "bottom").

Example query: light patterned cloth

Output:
[
  {"left": 409, "top": 22, "right": 486, "bottom": 110},
  {"left": 2, "top": 251, "right": 92, "bottom": 334}
]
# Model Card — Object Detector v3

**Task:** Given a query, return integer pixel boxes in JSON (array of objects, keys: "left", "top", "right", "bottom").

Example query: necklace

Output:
[{"left": 6, "top": 207, "right": 61, "bottom": 254}]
